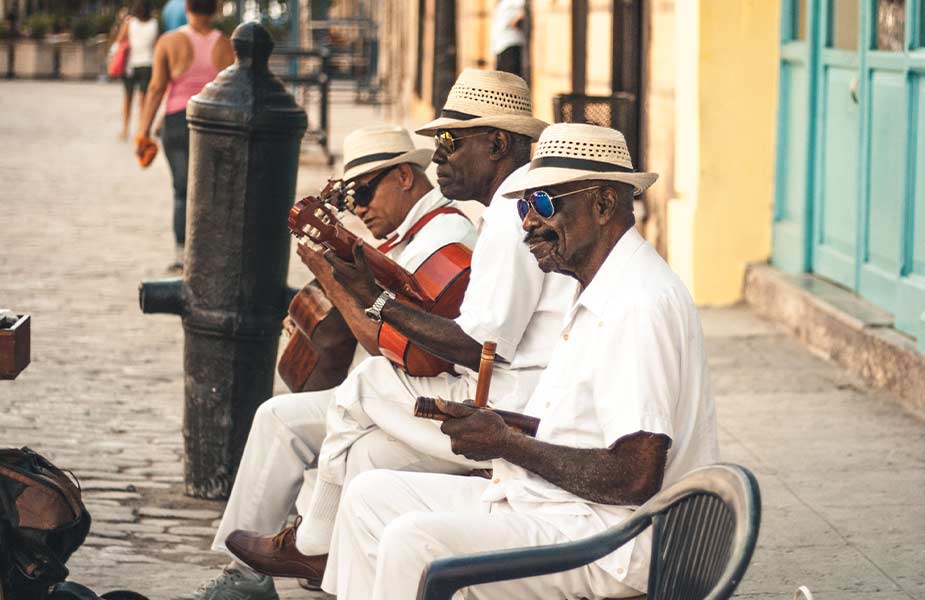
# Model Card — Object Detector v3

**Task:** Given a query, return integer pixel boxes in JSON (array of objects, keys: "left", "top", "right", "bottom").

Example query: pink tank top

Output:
[{"left": 165, "top": 26, "right": 222, "bottom": 115}]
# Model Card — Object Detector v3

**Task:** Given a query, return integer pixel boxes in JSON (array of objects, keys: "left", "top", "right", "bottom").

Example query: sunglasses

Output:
[
  {"left": 347, "top": 166, "right": 397, "bottom": 210},
  {"left": 434, "top": 130, "right": 492, "bottom": 155},
  {"left": 517, "top": 186, "right": 602, "bottom": 221}
]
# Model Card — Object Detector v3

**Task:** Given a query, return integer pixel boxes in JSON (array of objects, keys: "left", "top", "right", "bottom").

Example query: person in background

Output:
[
  {"left": 491, "top": 0, "right": 526, "bottom": 77},
  {"left": 135, "top": 0, "right": 234, "bottom": 272},
  {"left": 115, "top": 0, "right": 158, "bottom": 140},
  {"left": 161, "top": 0, "right": 188, "bottom": 32}
]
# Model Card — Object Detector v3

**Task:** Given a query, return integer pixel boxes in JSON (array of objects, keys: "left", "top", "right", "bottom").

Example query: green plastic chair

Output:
[{"left": 415, "top": 463, "right": 761, "bottom": 600}]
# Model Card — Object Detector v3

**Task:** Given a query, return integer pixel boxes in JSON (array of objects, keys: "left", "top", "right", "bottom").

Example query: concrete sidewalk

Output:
[{"left": 0, "top": 81, "right": 922, "bottom": 600}]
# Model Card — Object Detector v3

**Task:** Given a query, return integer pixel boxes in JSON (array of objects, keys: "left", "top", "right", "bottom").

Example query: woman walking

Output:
[
  {"left": 115, "top": 0, "right": 158, "bottom": 140},
  {"left": 135, "top": 0, "right": 234, "bottom": 271}
]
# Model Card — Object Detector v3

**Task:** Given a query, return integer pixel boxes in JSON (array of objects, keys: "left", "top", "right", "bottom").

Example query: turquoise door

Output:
[
  {"left": 814, "top": 0, "right": 861, "bottom": 289},
  {"left": 773, "top": 0, "right": 925, "bottom": 350}
]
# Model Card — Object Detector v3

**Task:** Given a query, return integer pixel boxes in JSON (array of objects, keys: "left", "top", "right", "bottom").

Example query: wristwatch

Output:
[{"left": 364, "top": 290, "right": 395, "bottom": 322}]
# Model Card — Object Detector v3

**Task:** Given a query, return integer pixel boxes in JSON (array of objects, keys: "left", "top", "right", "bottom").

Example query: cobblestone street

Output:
[{"left": 1, "top": 80, "right": 923, "bottom": 600}]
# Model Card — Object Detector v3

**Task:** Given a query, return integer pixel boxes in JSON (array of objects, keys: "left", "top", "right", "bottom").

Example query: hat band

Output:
[
  {"left": 530, "top": 156, "right": 635, "bottom": 173},
  {"left": 344, "top": 151, "right": 405, "bottom": 172},
  {"left": 439, "top": 109, "right": 479, "bottom": 120}
]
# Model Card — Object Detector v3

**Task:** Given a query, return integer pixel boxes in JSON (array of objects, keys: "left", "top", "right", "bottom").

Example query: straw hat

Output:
[
  {"left": 342, "top": 125, "right": 433, "bottom": 182},
  {"left": 502, "top": 123, "right": 658, "bottom": 197},
  {"left": 414, "top": 69, "right": 548, "bottom": 141}
]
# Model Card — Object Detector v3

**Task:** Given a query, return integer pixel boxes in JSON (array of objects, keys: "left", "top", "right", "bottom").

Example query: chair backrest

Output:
[{"left": 641, "top": 464, "right": 761, "bottom": 600}]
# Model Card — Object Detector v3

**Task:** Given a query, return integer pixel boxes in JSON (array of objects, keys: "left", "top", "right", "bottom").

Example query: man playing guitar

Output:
[{"left": 180, "top": 124, "right": 476, "bottom": 600}]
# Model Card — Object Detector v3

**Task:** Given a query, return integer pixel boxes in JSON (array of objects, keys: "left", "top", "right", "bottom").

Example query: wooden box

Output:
[{"left": 0, "top": 314, "right": 30, "bottom": 380}]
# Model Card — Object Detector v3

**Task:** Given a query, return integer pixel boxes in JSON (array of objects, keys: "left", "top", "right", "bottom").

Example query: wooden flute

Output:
[{"left": 413, "top": 396, "right": 540, "bottom": 437}]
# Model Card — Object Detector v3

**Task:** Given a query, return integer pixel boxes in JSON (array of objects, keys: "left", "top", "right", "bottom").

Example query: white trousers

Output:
[
  {"left": 323, "top": 470, "right": 642, "bottom": 600},
  {"left": 317, "top": 355, "right": 505, "bottom": 486},
  {"left": 211, "top": 389, "right": 472, "bottom": 554}
]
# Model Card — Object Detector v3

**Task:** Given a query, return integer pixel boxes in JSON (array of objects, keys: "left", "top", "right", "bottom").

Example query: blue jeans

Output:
[{"left": 162, "top": 110, "right": 189, "bottom": 246}]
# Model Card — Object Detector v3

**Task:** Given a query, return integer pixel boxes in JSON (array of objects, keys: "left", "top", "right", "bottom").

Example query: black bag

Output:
[
  {"left": 0, "top": 447, "right": 91, "bottom": 600},
  {"left": 47, "top": 582, "right": 149, "bottom": 600}
]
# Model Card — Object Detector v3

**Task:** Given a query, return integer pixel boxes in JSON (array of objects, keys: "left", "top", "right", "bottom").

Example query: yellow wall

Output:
[{"left": 669, "top": 0, "right": 779, "bottom": 305}]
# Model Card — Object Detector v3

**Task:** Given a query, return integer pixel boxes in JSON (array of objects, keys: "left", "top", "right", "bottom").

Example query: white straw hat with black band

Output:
[
  {"left": 414, "top": 69, "right": 549, "bottom": 141},
  {"left": 502, "top": 123, "right": 658, "bottom": 198},
  {"left": 342, "top": 125, "right": 433, "bottom": 182}
]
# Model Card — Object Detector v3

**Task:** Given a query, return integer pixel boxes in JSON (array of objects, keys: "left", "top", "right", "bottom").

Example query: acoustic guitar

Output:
[{"left": 279, "top": 194, "right": 472, "bottom": 390}]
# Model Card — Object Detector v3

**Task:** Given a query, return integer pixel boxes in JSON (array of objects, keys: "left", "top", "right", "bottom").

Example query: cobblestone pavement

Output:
[{"left": 2, "top": 81, "right": 924, "bottom": 600}]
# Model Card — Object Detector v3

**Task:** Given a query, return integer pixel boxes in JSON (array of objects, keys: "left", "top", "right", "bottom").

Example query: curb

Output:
[{"left": 743, "top": 263, "right": 925, "bottom": 418}]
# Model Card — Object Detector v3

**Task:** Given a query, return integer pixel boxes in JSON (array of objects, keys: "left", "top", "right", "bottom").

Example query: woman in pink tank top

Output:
[{"left": 135, "top": 0, "right": 234, "bottom": 271}]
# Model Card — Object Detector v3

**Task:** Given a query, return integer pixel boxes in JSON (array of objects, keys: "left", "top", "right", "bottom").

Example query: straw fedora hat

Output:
[
  {"left": 414, "top": 69, "right": 548, "bottom": 141},
  {"left": 342, "top": 125, "right": 433, "bottom": 182},
  {"left": 502, "top": 123, "right": 658, "bottom": 197}
]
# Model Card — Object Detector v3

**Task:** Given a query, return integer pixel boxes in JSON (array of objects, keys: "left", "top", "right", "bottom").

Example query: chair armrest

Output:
[{"left": 415, "top": 511, "right": 652, "bottom": 600}]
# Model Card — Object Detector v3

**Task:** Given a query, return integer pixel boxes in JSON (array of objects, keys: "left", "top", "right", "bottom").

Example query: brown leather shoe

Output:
[{"left": 226, "top": 516, "right": 327, "bottom": 581}]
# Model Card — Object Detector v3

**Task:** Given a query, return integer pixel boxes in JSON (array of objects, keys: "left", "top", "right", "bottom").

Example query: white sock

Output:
[{"left": 295, "top": 479, "right": 342, "bottom": 555}]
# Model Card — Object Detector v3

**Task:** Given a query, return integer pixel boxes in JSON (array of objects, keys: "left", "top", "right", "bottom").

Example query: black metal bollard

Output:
[{"left": 139, "top": 22, "right": 307, "bottom": 499}]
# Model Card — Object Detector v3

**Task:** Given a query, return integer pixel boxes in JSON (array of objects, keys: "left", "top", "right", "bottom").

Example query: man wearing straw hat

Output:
[
  {"left": 321, "top": 123, "right": 718, "bottom": 599},
  {"left": 178, "top": 125, "right": 477, "bottom": 600},
  {"left": 222, "top": 69, "right": 579, "bottom": 588}
]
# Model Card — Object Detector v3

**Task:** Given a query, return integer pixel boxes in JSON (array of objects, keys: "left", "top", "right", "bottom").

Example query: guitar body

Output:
[
  {"left": 278, "top": 282, "right": 357, "bottom": 392},
  {"left": 378, "top": 242, "right": 472, "bottom": 376}
]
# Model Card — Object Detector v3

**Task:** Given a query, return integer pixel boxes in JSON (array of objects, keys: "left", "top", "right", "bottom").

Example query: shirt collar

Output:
[
  {"left": 389, "top": 187, "right": 452, "bottom": 241},
  {"left": 573, "top": 227, "right": 646, "bottom": 319}
]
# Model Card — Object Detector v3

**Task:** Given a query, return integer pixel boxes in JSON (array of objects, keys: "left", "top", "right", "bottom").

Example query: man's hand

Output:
[
  {"left": 297, "top": 242, "right": 333, "bottom": 278},
  {"left": 324, "top": 240, "right": 381, "bottom": 307},
  {"left": 437, "top": 399, "right": 514, "bottom": 462}
]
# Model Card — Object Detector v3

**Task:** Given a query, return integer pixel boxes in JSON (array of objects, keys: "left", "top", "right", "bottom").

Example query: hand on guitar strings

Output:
[
  {"left": 436, "top": 399, "right": 514, "bottom": 462},
  {"left": 296, "top": 240, "right": 334, "bottom": 278},
  {"left": 324, "top": 240, "right": 382, "bottom": 307}
]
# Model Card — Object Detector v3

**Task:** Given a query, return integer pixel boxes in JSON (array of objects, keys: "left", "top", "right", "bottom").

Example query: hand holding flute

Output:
[{"left": 413, "top": 341, "right": 541, "bottom": 461}]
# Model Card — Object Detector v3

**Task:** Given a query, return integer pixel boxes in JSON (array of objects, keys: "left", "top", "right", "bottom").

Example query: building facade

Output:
[{"left": 374, "top": 0, "right": 923, "bottom": 350}]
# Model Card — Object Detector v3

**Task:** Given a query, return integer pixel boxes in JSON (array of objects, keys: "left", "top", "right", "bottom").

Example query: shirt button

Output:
[
  {"left": 492, "top": 478, "right": 501, "bottom": 484},
  {"left": 562, "top": 333, "right": 569, "bottom": 341},
  {"left": 616, "top": 568, "right": 625, "bottom": 575}
]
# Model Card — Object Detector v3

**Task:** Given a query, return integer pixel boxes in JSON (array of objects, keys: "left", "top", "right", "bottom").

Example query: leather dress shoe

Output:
[{"left": 225, "top": 516, "right": 327, "bottom": 583}]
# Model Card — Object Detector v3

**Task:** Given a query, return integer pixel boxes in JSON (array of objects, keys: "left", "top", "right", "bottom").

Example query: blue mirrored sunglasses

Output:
[{"left": 516, "top": 186, "right": 602, "bottom": 221}]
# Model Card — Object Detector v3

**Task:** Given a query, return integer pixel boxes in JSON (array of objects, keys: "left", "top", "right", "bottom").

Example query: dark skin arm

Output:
[
  {"left": 437, "top": 400, "right": 671, "bottom": 505},
  {"left": 324, "top": 241, "right": 484, "bottom": 372}
]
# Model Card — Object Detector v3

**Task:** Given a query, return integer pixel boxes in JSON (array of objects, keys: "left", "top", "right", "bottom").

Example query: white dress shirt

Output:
[
  {"left": 482, "top": 227, "right": 719, "bottom": 593},
  {"left": 454, "top": 165, "right": 579, "bottom": 408},
  {"left": 383, "top": 187, "right": 477, "bottom": 272}
]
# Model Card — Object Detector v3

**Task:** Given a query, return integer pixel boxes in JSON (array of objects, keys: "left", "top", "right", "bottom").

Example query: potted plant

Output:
[
  {"left": 14, "top": 14, "right": 55, "bottom": 77},
  {"left": 60, "top": 15, "right": 102, "bottom": 79}
]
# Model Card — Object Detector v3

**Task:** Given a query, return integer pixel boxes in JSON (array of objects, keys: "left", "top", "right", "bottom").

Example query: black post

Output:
[
  {"left": 432, "top": 0, "right": 457, "bottom": 112},
  {"left": 138, "top": 23, "right": 307, "bottom": 499}
]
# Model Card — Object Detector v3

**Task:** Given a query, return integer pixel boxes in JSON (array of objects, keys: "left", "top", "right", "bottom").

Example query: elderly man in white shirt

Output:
[
  {"left": 180, "top": 125, "right": 478, "bottom": 600},
  {"left": 222, "top": 69, "right": 580, "bottom": 589},
  {"left": 320, "top": 123, "right": 719, "bottom": 600}
]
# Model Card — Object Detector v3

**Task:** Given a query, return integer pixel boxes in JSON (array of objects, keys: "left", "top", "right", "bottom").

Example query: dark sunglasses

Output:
[
  {"left": 517, "top": 186, "right": 601, "bottom": 221},
  {"left": 347, "top": 166, "right": 396, "bottom": 210},
  {"left": 434, "top": 130, "right": 492, "bottom": 155}
]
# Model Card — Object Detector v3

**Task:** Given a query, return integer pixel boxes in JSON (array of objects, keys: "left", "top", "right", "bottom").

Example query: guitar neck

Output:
[{"left": 321, "top": 228, "right": 431, "bottom": 305}]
